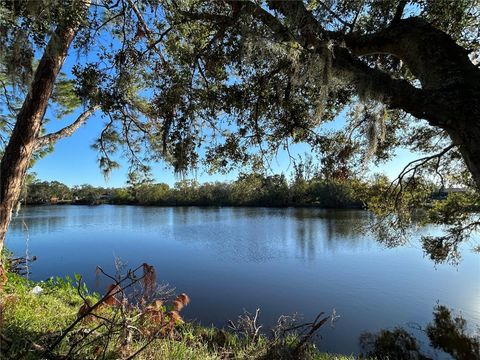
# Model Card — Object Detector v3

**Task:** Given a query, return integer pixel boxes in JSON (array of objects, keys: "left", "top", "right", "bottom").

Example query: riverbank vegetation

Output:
[
  {"left": 22, "top": 172, "right": 365, "bottom": 208},
  {"left": 2, "top": 253, "right": 478, "bottom": 360},
  {"left": 22, "top": 171, "right": 480, "bottom": 264},
  {"left": 0, "top": 256, "right": 354, "bottom": 360}
]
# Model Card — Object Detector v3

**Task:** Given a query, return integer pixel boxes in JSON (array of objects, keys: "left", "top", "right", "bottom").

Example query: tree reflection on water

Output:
[{"left": 360, "top": 305, "right": 480, "bottom": 359}]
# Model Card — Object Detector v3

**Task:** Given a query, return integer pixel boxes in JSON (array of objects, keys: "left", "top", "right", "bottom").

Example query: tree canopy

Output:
[{"left": 1, "top": 0, "right": 480, "bottom": 264}]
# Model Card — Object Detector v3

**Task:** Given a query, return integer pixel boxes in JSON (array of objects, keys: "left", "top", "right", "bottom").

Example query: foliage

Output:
[
  {"left": 355, "top": 171, "right": 480, "bottom": 264},
  {"left": 26, "top": 180, "right": 72, "bottom": 203},
  {"left": 426, "top": 305, "right": 480, "bottom": 360},
  {"left": 360, "top": 327, "right": 429, "bottom": 360},
  {"left": 21, "top": 172, "right": 365, "bottom": 209},
  {"left": 112, "top": 187, "right": 135, "bottom": 205},
  {"left": 1, "top": 262, "right": 191, "bottom": 359},
  {"left": 136, "top": 183, "right": 171, "bottom": 205}
]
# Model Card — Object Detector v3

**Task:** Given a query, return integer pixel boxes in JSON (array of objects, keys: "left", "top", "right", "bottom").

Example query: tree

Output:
[
  {"left": 1, "top": 0, "right": 480, "bottom": 269},
  {"left": 231, "top": 173, "right": 265, "bottom": 205},
  {"left": 72, "top": 184, "right": 105, "bottom": 204},
  {"left": 260, "top": 174, "right": 289, "bottom": 206},
  {"left": 174, "top": 179, "right": 200, "bottom": 205},
  {"left": 136, "top": 183, "right": 171, "bottom": 205},
  {"left": 163, "top": 0, "right": 480, "bottom": 261},
  {"left": 27, "top": 180, "right": 71, "bottom": 204},
  {"left": 0, "top": 0, "right": 94, "bottom": 263}
]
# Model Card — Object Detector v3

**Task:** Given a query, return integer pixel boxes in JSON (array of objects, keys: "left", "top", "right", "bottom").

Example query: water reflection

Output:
[
  {"left": 9, "top": 206, "right": 374, "bottom": 261},
  {"left": 360, "top": 305, "right": 480, "bottom": 360},
  {"left": 5, "top": 205, "right": 479, "bottom": 355},
  {"left": 170, "top": 207, "right": 376, "bottom": 262}
]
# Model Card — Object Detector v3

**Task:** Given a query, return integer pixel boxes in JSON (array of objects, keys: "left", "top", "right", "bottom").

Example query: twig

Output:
[
  {"left": 293, "top": 312, "right": 330, "bottom": 353},
  {"left": 44, "top": 263, "right": 145, "bottom": 355},
  {"left": 389, "top": 144, "right": 455, "bottom": 200},
  {"left": 123, "top": 322, "right": 170, "bottom": 360},
  {"left": 65, "top": 323, "right": 106, "bottom": 358}
]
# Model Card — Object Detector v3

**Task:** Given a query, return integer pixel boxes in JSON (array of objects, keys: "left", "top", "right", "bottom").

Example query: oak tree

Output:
[{"left": 1, "top": 0, "right": 480, "bottom": 268}]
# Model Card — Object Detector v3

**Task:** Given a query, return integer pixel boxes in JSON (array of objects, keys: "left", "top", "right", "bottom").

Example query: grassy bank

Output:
[{"left": 0, "top": 272, "right": 355, "bottom": 360}]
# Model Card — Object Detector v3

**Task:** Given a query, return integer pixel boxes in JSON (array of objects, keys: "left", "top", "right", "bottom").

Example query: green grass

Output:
[
  {"left": 0, "top": 272, "right": 357, "bottom": 360},
  {"left": 1, "top": 273, "right": 98, "bottom": 358}
]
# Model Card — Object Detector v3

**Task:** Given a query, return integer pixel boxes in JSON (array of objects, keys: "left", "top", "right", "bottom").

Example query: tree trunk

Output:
[
  {"left": 442, "top": 101, "right": 480, "bottom": 189},
  {"left": 0, "top": 20, "right": 83, "bottom": 267},
  {"left": 266, "top": 1, "right": 480, "bottom": 187}
]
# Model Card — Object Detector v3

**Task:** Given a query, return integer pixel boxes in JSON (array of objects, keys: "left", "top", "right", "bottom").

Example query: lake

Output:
[{"left": 5, "top": 205, "right": 480, "bottom": 357}]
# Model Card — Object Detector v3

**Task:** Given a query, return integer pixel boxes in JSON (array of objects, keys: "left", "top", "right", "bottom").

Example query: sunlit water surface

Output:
[{"left": 6, "top": 205, "right": 480, "bottom": 357}]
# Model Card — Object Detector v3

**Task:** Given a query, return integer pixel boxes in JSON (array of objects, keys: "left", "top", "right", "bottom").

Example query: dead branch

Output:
[
  {"left": 293, "top": 311, "right": 330, "bottom": 353},
  {"left": 228, "top": 308, "right": 263, "bottom": 341},
  {"left": 36, "top": 106, "right": 100, "bottom": 148},
  {"left": 44, "top": 263, "right": 146, "bottom": 355}
]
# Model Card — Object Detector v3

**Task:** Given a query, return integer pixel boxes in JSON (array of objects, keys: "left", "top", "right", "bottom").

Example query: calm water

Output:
[{"left": 5, "top": 205, "right": 480, "bottom": 357}]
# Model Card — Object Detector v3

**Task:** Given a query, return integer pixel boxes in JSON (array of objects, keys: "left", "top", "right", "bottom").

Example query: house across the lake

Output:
[{"left": 431, "top": 187, "right": 467, "bottom": 201}]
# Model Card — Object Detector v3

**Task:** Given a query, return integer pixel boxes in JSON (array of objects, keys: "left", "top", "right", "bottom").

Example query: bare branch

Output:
[
  {"left": 36, "top": 106, "right": 100, "bottom": 148},
  {"left": 44, "top": 263, "right": 146, "bottom": 355},
  {"left": 0, "top": 79, "right": 18, "bottom": 116},
  {"left": 349, "top": 2, "right": 364, "bottom": 33},
  {"left": 125, "top": 0, "right": 152, "bottom": 36},
  {"left": 391, "top": 144, "right": 455, "bottom": 191},
  {"left": 293, "top": 311, "right": 330, "bottom": 353},
  {"left": 122, "top": 321, "right": 170, "bottom": 360},
  {"left": 316, "top": 0, "right": 350, "bottom": 29}
]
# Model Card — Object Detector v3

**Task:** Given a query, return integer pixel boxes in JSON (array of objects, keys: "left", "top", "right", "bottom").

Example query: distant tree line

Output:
[{"left": 21, "top": 173, "right": 366, "bottom": 209}]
